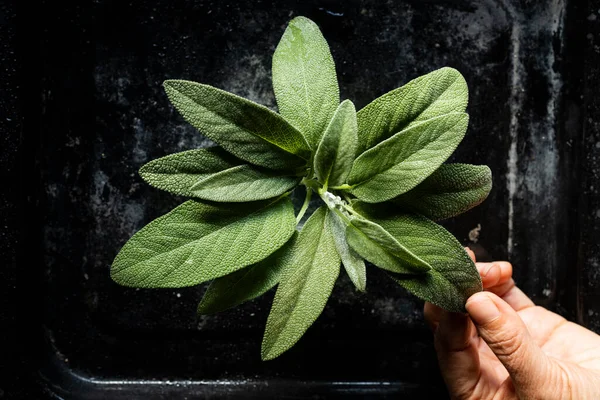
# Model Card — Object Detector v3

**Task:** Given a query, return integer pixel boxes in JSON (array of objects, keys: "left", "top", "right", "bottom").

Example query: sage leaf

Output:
[
  {"left": 354, "top": 201, "right": 482, "bottom": 312},
  {"left": 139, "top": 147, "right": 239, "bottom": 197},
  {"left": 140, "top": 147, "right": 298, "bottom": 202},
  {"left": 356, "top": 67, "right": 468, "bottom": 153},
  {"left": 346, "top": 217, "right": 431, "bottom": 274},
  {"left": 392, "top": 164, "right": 492, "bottom": 220},
  {"left": 197, "top": 233, "right": 297, "bottom": 314},
  {"left": 327, "top": 210, "right": 366, "bottom": 292},
  {"left": 164, "top": 80, "right": 311, "bottom": 170},
  {"left": 111, "top": 197, "right": 296, "bottom": 288},
  {"left": 190, "top": 165, "right": 299, "bottom": 202},
  {"left": 272, "top": 16, "right": 339, "bottom": 148},
  {"left": 348, "top": 112, "right": 469, "bottom": 203},
  {"left": 262, "top": 206, "right": 340, "bottom": 360},
  {"left": 313, "top": 100, "right": 358, "bottom": 188}
]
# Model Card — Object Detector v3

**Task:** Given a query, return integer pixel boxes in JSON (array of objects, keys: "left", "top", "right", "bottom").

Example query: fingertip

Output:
[
  {"left": 475, "top": 261, "right": 513, "bottom": 288},
  {"left": 436, "top": 309, "right": 473, "bottom": 351},
  {"left": 465, "top": 247, "right": 476, "bottom": 262},
  {"left": 424, "top": 302, "right": 443, "bottom": 331},
  {"left": 497, "top": 261, "right": 513, "bottom": 283},
  {"left": 424, "top": 301, "right": 442, "bottom": 315},
  {"left": 477, "top": 263, "right": 501, "bottom": 288},
  {"left": 466, "top": 291, "right": 501, "bottom": 326}
]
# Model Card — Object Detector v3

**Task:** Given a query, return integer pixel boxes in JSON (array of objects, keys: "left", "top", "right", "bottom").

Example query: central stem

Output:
[{"left": 297, "top": 178, "right": 361, "bottom": 225}]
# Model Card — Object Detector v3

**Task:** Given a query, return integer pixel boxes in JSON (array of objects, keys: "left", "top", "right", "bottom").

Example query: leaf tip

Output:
[
  {"left": 289, "top": 15, "right": 314, "bottom": 26},
  {"left": 339, "top": 98, "right": 357, "bottom": 114},
  {"left": 137, "top": 163, "right": 151, "bottom": 182},
  {"left": 109, "top": 263, "right": 131, "bottom": 287},
  {"left": 196, "top": 300, "right": 211, "bottom": 315},
  {"left": 162, "top": 79, "right": 174, "bottom": 91},
  {"left": 260, "top": 342, "right": 277, "bottom": 361},
  {"left": 162, "top": 79, "right": 188, "bottom": 96}
]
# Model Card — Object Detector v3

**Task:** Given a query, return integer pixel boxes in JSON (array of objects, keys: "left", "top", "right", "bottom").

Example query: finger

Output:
[
  {"left": 465, "top": 247, "right": 476, "bottom": 262},
  {"left": 434, "top": 310, "right": 481, "bottom": 397},
  {"left": 485, "top": 279, "right": 534, "bottom": 311},
  {"left": 476, "top": 261, "right": 513, "bottom": 289},
  {"left": 423, "top": 302, "right": 443, "bottom": 332},
  {"left": 466, "top": 292, "right": 552, "bottom": 399}
]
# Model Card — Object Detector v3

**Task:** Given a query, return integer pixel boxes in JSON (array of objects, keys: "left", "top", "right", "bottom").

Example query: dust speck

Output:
[{"left": 468, "top": 224, "right": 482, "bottom": 243}]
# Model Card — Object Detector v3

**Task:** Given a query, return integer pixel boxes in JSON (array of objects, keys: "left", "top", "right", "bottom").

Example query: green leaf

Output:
[
  {"left": 327, "top": 210, "right": 366, "bottom": 292},
  {"left": 392, "top": 164, "right": 492, "bottom": 220},
  {"left": 272, "top": 16, "right": 340, "bottom": 148},
  {"left": 348, "top": 113, "right": 469, "bottom": 203},
  {"left": 138, "top": 147, "right": 236, "bottom": 196},
  {"left": 262, "top": 206, "right": 340, "bottom": 360},
  {"left": 111, "top": 197, "right": 296, "bottom": 288},
  {"left": 163, "top": 80, "right": 311, "bottom": 170},
  {"left": 356, "top": 67, "right": 468, "bottom": 153},
  {"left": 197, "top": 233, "right": 297, "bottom": 314},
  {"left": 313, "top": 100, "right": 358, "bottom": 188},
  {"left": 345, "top": 217, "right": 431, "bottom": 274},
  {"left": 190, "top": 165, "right": 300, "bottom": 202},
  {"left": 354, "top": 201, "right": 482, "bottom": 312},
  {"left": 140, "top": 147, "right": 299, "bottom": 202}
]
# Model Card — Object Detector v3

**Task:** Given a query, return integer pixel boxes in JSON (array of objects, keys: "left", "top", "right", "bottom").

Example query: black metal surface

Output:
[{"left": 2, "top": 0, "right": 598, "bottom": 398}]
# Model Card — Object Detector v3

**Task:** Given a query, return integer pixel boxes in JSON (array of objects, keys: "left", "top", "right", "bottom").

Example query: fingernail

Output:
[{"left": 466, "top": 293, "right": 500, "bottom": 325}]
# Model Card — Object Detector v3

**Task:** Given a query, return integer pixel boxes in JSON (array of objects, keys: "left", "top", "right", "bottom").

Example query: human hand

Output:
[{"left": 424, "top": 249, "right": 600, "bottom": 399}]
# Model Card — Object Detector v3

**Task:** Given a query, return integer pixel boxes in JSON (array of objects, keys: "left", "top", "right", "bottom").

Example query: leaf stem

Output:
[
  {"left": 342, "top": 203, "right": 362, "bottom": 218},
  {"left": 296, "top": 187, "right": 312, "bottom": 224},
  {"left": 330, "top": 184, "right": 353, "bottom": 191},
  {"left": 341, "top": 192, "right": 353, "bottom": 204}
]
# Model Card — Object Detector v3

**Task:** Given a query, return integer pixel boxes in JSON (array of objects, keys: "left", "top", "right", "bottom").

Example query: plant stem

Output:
[
  {"left": 342, "top": 203, "right": 362, "bottom": 218},
  {"left": 330, "top": 184, "right": 352, "bottom": 191},
  {"left": 341, "top": 192, "right": 353, "bottom": 204},
  {"left": 296, "top": 188, "right": 312, "bottom": 224}
]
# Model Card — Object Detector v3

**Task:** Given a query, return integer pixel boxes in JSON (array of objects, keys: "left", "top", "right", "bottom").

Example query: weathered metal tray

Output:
[{"left": 3, "top": 0, "right": 598, "bottom": 398}]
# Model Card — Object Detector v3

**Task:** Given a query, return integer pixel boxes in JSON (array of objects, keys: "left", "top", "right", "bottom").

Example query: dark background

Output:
[{"left": 2, "top": 0, "right": 599, "bottom": 398}]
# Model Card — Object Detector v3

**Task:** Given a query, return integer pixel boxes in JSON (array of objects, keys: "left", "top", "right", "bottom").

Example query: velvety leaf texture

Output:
[
  {"left": 139, "top": 147, "right": 241, "bottom": 197},
  {"left": 348, "top": 112, "right": 469, "bottom": 203},
  {"left": 273, "top": 16, "right": 340, "bottom": 148},
  {"left": 111, "top": 197, "right": 296, "bottom": 288},
  {"left": 314, "top": 100, "right": 358, "bottom": 188},
  {"left": 262, "top": 207, "right": 340, "bottom": 360},
  {"left": 346, "top": 217, "right": 431, "bottom": 274},
  {"left": 356, "top": 67, "right": 468, "bottom": 154},
  {"left": 190, "top": 164, "right": 300, "bottom": 202},
  {"left": 327, "top": 210, "right": 366, "bottom": 292},
  {"left": 392, "top": 164, "right": 492, "bottom": 220},
  {"left": 354, "top": 202, "right": 482, "bottom": 312},
  {"left": 164, "top": 80, "right": 311, "bottom": 170},
  {"left": 197, "top": 233, "right": 297, "bottom": 314}
]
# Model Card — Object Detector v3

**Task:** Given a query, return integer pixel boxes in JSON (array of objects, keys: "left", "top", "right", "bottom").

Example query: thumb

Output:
[{"left": 466, "top": 292, "right": 552, "bottom": 396}]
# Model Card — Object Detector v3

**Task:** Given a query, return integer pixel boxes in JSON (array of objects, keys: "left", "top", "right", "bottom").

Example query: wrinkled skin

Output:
[{"left": 425, "top": 249, "right": 600, "bottom": 399}]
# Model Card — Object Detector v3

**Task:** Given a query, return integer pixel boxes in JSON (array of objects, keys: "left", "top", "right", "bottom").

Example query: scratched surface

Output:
[{"left": 4, "top": 0, "right": 596, "bottom": 398}]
